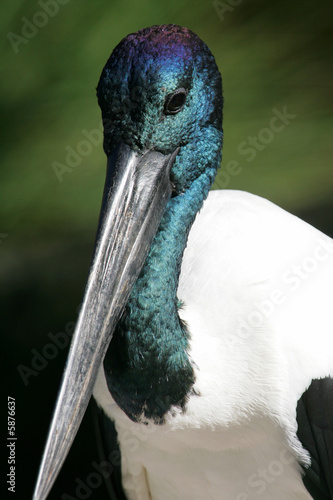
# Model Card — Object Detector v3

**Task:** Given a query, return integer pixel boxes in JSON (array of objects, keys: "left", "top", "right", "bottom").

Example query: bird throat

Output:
[{"left": 103, "top": 170, "right": 213, "bottom": 423}]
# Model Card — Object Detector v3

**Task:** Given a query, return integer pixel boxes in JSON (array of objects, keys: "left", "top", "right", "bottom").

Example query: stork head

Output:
[
  {"left": 97, "top": 24, "right": 223, "bottom": 193},
  {"left": 33, "top": 25, "right": 222, "bottom": 500}
]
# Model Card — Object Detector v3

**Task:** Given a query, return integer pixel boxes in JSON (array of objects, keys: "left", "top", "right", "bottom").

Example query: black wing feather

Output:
[
  {"left": 92, "top": 400, "right": 128, "bottom": 500},
  {"left": 296, "top": 377, "right": 333, "bottom": 500}
]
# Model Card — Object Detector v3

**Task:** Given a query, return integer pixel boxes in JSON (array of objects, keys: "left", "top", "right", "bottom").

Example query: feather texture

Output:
[{"left": 94, "top": 189, "right": 333, "bottom": 499}]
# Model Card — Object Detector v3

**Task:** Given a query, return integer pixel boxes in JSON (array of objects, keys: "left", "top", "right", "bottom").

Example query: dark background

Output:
[{"left": 2, "top": 1, "right": 333, "bottom": 499}]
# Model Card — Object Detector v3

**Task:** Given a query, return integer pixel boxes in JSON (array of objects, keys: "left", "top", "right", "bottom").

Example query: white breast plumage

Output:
[{"left": 93, "top": 189, "right": 333, "bottom": 500}]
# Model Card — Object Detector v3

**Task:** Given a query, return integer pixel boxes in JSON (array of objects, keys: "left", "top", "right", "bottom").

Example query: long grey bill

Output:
[{"left": 33, "top": 143, "right": 178, "bottom": 500}]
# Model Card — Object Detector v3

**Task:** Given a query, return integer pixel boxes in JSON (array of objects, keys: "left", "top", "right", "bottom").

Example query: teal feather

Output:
[{"left": 99, "top": 25, "right": 223, "bottom": 422}]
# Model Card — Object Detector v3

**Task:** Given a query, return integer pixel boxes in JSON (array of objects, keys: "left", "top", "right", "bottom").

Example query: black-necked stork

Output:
[{"left": 33, "top": 25, "right": 333, "bottom": 500}]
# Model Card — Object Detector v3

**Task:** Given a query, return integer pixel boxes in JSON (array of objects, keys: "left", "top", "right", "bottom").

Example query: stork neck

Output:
[{"left": 104, "top": 134, "right": 222, "bottom": 423}]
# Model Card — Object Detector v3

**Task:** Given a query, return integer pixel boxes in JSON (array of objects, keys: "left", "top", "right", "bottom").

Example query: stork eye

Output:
[{"left": 164, "top": 88, "right": 187, "bottom": 115}]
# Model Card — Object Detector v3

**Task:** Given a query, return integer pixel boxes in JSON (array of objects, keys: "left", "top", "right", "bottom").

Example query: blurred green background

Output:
[{"left": 1, "top": 1, "right": 332, "bottom": 499}]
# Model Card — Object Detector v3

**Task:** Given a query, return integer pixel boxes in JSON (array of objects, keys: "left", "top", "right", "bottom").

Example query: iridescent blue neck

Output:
[{"left": 104, "top": 127, "right": 222, "bottom": 423}]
